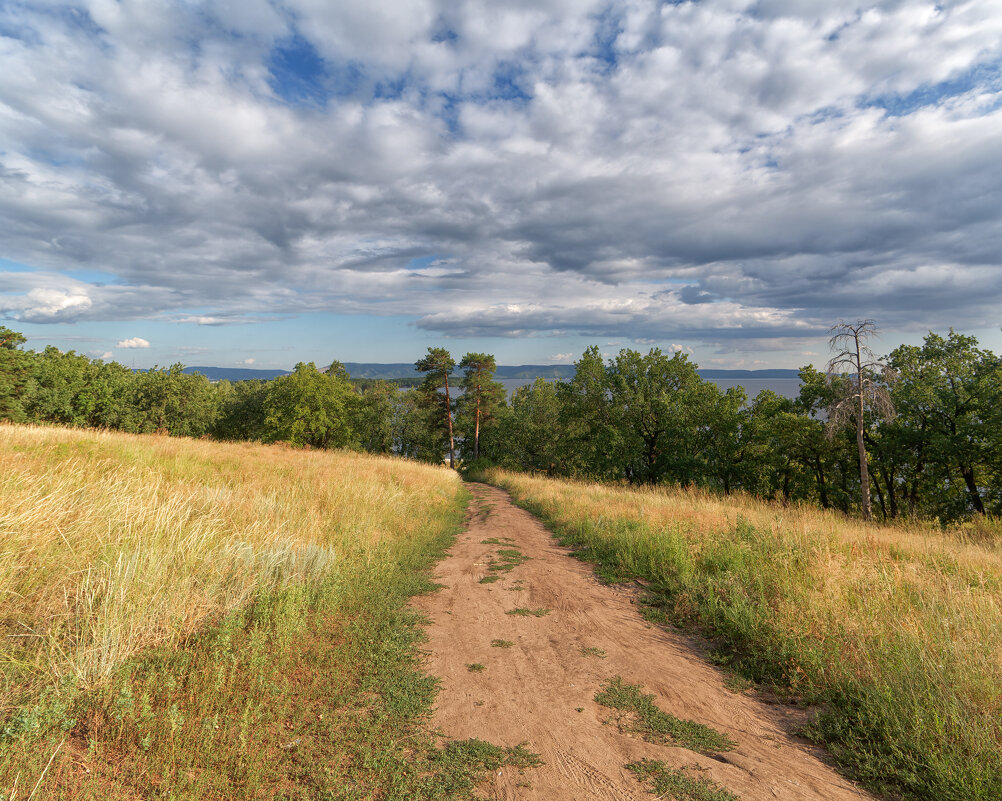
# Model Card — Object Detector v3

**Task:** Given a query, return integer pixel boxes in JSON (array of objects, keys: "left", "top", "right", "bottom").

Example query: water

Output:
[{"left": 495, "top": 377, "right": 802, "bottom": 400}]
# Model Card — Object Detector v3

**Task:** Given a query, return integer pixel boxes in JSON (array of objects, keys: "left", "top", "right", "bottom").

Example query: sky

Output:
[{"left": 1, "top": 0, "right": 1001, "bottom": 371}]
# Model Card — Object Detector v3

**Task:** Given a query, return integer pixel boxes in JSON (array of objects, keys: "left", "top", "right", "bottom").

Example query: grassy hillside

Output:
[
  {"left": 0, "top": 425, "right": 532, "bottom": 799},
  {"left": 478, "top": 468, "right": 1002, "bottom": 801}
]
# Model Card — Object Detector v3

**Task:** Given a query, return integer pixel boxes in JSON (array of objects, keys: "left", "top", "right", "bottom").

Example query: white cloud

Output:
[
  {"left": 238, "top": 357, "right": 256, "bottom": 365},
  {"left": 548, "top": 352, "right": 574, "bottom": 363},
  {"left": 0, "top": 288, "right": 92, "bottom": 322},
  {"left": 0, "top": 0, "right": 999, "bottom": 350},
  {"left": 117, "top": 337, "right": 151, "bottom": 349}
]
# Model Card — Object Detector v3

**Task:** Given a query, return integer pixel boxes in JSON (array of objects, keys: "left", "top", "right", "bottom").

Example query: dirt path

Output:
[{"left": 413, "top": 484, "right": 874, "bottom": 801}]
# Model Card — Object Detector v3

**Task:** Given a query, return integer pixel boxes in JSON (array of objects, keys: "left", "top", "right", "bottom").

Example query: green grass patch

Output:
[
  {"left": 486, "top": 547, "right": 531, "bottom": 573},
  {"left": 626, "top": 759, "right": 739, "bottom": 801},
  {"left": 595, "top": 677, "right": 735, "bottom": 754},
  {"left": 467, "top": 663, "right": 487, "bottom": 673},
  {"left": 480, "top": 537, "right": 515, "bottom": 545},
  {"left": 580, "top": 646, "right": 607, "bottom": 658},
  {"left": 505, "top": 607, "right": 549, "bottom": 618},
  {"left": 478, "top": 574, "right": 502, "bottom": 584},
  {"left": 491, "top": 639, "right": 515, "bottom": 648}
]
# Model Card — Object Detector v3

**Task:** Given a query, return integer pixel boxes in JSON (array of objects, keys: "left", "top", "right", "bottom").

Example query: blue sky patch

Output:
[{"left": 861, "top": 58, "right": 1002, "bottom": 117}]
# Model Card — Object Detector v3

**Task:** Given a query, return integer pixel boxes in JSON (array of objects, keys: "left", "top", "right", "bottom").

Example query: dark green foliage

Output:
[{"left": 595, "top": 677, "right": 736, "bottom": 754}]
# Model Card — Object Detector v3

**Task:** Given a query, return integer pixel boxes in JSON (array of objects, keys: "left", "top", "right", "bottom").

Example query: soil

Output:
[{"left": 413, "top": 483, "right": 874, "bottom": 801}]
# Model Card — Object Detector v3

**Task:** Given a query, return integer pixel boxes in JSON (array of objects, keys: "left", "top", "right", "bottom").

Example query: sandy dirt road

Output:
[{"left": 413, "top": 483, "right": 874, "bottom": 801}]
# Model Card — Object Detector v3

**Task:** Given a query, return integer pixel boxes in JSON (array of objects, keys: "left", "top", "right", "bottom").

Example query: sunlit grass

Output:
[
  {"left": 0, "top": 424, "right": 482, "bottom": 798},
  {"left": 1, "top": 425, "right": 458, "bottom": 693},
  {"left": 481, "top": 468, "right": 1002, "bottom": 801}
]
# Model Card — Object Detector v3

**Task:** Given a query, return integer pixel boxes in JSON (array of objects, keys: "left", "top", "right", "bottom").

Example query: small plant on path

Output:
[
  {"left": 506, "top": 607, "right": 549, "bottom": 618},
  {"left": 467, "top": 663, "right": 486, "bottom": 672},
  {"left": 580, "top": 646, "right": 607, "bottom": 658},
  {"left": 491, "top": 639, "right": 514, "bottom": 648},
  {"left": 478, "top": 575, "right": 501, "bottom": 584},
  {"left": 595, "top": 677, "right": 735, "bottom": 754},
  {"left": 626, "top": 759, "right": 739, "bottom": 801}
]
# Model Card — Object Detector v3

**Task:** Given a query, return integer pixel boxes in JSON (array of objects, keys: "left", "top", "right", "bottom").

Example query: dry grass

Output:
[
  {"left": 1, "top": 424, "right": 459, "bottom": 705},
  {"left": 483, "top": 469, "right": 1002, "bottom": 800}
]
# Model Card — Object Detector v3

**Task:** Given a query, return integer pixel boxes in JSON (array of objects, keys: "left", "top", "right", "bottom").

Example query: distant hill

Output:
[{"left": 183, "top": 364, "right": 801, "bottom": 382}]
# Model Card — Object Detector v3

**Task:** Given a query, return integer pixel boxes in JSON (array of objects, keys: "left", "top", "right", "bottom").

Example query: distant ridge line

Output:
[{"left": 183, "top": 364, "right": 803, "bottom": 382}]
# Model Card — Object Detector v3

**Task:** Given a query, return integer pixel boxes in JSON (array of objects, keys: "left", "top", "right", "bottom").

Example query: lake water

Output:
[{"left": 495, "top": 377, "right": 802, "bottom": 400}]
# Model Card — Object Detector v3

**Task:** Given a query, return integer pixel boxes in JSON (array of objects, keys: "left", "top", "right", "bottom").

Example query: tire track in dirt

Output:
[{"left": 413, "top": 483, "right": 874, "bottom": 801}]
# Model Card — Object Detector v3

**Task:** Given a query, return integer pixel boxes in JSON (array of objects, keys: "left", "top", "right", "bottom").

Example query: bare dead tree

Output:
[{"left": 826, "top": 320, "right": 895, "bottom": 521}]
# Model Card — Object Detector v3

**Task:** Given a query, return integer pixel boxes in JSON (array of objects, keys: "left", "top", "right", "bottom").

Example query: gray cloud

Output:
[{"left": 0, "top": 0, "right": 1000, "bottom": 347}]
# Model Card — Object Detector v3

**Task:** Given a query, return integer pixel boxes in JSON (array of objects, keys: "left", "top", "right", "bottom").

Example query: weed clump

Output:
[
  {"left": 626, "top": 759, "right": 739, "bottom": 800},
  {"left": 595, "top": 677, "right": 735, "bottom": 754}
]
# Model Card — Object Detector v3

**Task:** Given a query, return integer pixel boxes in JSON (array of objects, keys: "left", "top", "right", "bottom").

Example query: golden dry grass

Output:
[{"left": 1, "top": 424, "right": 460, "bottom": 703}]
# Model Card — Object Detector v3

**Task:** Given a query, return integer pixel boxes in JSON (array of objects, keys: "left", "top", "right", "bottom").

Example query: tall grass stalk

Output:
[{"left": 481, "top": 469, "right": 1002, "bottom": 801}]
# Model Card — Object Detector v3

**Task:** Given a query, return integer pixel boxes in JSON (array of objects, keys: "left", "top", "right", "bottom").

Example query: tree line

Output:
[{"left": 0, "top": 324, "right": 998, "bottom": 524}]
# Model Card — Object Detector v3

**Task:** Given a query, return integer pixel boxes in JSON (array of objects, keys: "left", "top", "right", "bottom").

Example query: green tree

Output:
[
  {"left": 415, "top": 347, "right": 456, "bottom": 468},
  {"left": 888, "top": 330, "right": 1002, "bottom": 519},
  {"left": 557, "top": 346, "right": 618, "bottom": 479},
  {"left": 261, "top": 362, "right": 358, "bottom": 449},
  {"left": 354, "top": 380, "right": 399, "bottom": 454},
  {"left": 214, "top": 379, "right": 269, "bottom": 441},
  {"left": 0, "top": 326, "right": 31, "bottom": 422},
  {"left": 606, "top": 348, "right": 714, "bottom": 485},
  {"left": 457, "top": 353, "right": 504, "bottom": 461},
  {"left": 132, "top": 364, "right": 219, "bottom": 437},
  {"left": 486, "top": 378, "right": 562, "bottom": 473}
]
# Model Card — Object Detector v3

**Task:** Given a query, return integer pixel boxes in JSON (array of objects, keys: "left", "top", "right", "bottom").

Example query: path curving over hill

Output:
[{"left": 413, "top": 483, "right": 874, "bottom": 801}]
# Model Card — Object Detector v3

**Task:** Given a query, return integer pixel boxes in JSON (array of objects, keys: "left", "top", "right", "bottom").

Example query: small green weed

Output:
[
  {"left": 486, "top": 548, "right": 531, "bottom": 573},
  {"left": 467, "top": 663, "right": 486, "bottom": 673},
  {"left": 580, "top": 646, "right": 607, "bottom": 658},
  {"left": 480, "top": 537, "right": 515, "bottom": 545},
  {"left": 491, "top": 639, "right": 514, "bottom": 648},
  {"left": 626, "top": 759, "right": 739, "bottom": 800},
  {"left": 595, "top": 677, "right": 735, "bottom": 754},
  {"left": 478, "top": 575, "right": 502, "bottom": 584},
  {"left": 506, "top": 607, "right": 549, "bottom": 618},
  {"left": 505, "top": 580, "right": 526, "bottom": 591}
]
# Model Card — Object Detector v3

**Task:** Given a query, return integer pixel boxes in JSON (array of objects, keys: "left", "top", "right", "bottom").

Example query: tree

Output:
[
  {"left": 888, "top": 330, "right": 1002, "bottom": 519},
  {"left": 826, "top": 320, "right": 895, "bottom": 521},
  {"left": 0, "top": 326, "right": 31, "bottom": 422},
  {"left": 606, "top": 348, "right": 713, "bottom": 485},
  {"left": 557, "top": 346, "right": 618, "bottom": 479},
  {"left": 132, "top": 364, "right": 219, "bottom": 437},
  {"left": 415, "top": 347, "right": 456, "bottom": 468},
  {"left": 261, "top": 362, "right": 358, "bottom": 449},
  {"left": 457, "top": 352, "right": 504, "bottom": 461}
]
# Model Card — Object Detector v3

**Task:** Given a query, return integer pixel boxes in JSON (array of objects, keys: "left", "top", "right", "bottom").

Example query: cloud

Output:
[
  {"left": 117, "top": 337, "right": 150, "bottom": 349},
  {"left": 0, "top": 288, "right": 92, "bottom": 322},
  {"left": 0, "top": 0, "right": 999, "bottom": 350},
  {"left": 89, "top": 350, "right": 113, "bottom": 360},
  {"left": 548, "top": 352, "right": 574, "bottom": 363},
  {"left": 238, "top": 357, "right": 256, "bottom": 365}
]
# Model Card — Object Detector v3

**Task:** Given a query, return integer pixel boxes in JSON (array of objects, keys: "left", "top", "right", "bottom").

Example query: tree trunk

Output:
[
  {"left": 444, "top": 373, "right": 455, "bottom": 469},
  {"left": 959, "top": 463, "right": 985, "bottom": 514},
  {"left": 474, "top": 387, "right": 481, "bottom": 461},
  {"left": 853, "top": 336, "right": 872, "bottom": 520},
  {"left": 814, "top": 455, "right": 830, "bottom": 509}
]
